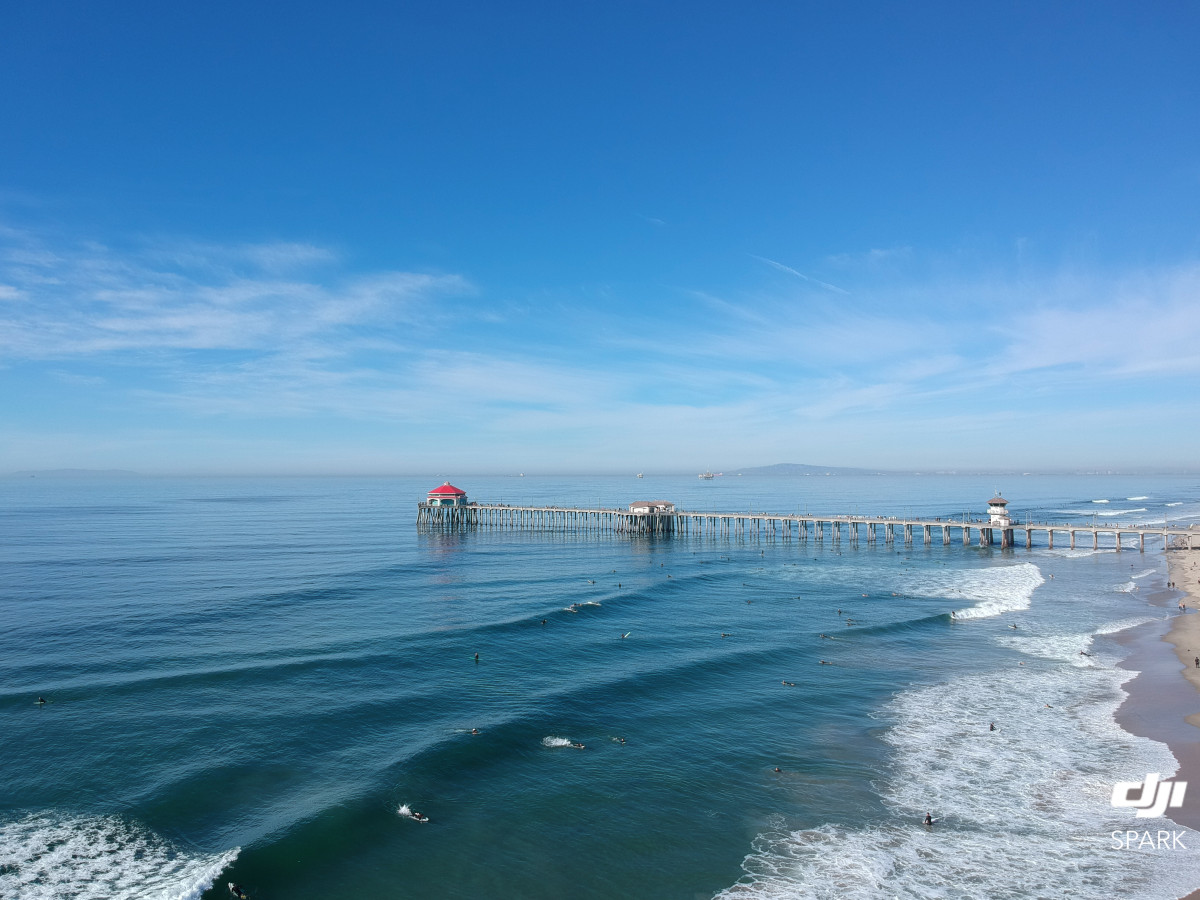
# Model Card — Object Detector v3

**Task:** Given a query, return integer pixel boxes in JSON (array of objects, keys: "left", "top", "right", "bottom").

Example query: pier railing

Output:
[{"left": 416, "top": 503, "right": 1198, "bottom": 551}]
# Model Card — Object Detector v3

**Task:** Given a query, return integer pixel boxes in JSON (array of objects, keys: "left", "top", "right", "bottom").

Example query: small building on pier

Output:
[
  {"left": 987, "top": 495, "right": 1011, "bottom": 528},
  {"left": 427, "top": 482, "right": 469, "bottom": 507},
  {"left": 629, "top": 500, "right": 675, "bottom": 514}
]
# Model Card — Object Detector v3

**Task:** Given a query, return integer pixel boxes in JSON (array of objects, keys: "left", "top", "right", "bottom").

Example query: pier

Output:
[{"left": 416, "top": 502, "right": 1198, "bottom": 552}]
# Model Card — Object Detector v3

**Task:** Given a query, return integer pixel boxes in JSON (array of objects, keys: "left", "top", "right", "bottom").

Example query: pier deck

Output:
[{"left": 417, "top": 502, "right": 1198, "bottom": 551}]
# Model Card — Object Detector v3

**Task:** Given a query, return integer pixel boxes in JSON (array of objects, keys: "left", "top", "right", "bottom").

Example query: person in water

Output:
[
  {"left": 989, "top": 722, "right": 995, "bottom": 731},
  {"left": 923, "top": 812, "right": 933, "bottom": 826},
  {"left": 471, "top": 728, "right": 479, "bottom": 735},
  {"left": 571, "top": 741, "right": 585, "bottom": 749},
  {"left": 229, "top": 885, "right": 248, "bottom": 899},
  {"left": 36, "top": 696, "right": 46, "bottom": 705}
]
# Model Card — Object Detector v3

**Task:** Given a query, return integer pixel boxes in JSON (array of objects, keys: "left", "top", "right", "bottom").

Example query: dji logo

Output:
[{"left": 1111, "top": 774, "right": 1187, "bottom": 818}]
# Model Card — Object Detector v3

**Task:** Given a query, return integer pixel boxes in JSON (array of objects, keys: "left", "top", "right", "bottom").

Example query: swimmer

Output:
[
  {"left": 471, "top": 728, "right": 480, "bottom": 735},
  {"left": 774, "top": 767, "right": 781, "bottom": 773}
]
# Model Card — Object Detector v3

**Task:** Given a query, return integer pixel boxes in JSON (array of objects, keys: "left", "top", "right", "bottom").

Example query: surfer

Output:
[
  {"left": 471, "top": 728, "right": 480, "bottom": 735},
  {"left": 570, "top": 741, "right": 585, "bottom": 749},
  {"left": 923, "top": 812, "right": 933, "bottom": 827},
  {"left": 989, "top": 722, "right": 996, "bottom": 731},
  {"left": 782, "top": 680, "right": 796, "bottom": 686},
  {"left": 819, "top": 660, "right": 831, "bottom": 665},
  {"left": 36, "top": 696, "right": 46, "bottom": 705},
  {"left": 474, "top": 652, "right": 479, "bottom": 661},
  {"left": 229, "top": 884, "right": 249, "bottom": 899}
]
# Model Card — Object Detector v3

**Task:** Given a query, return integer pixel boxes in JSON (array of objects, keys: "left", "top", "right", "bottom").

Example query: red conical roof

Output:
[{"left": 428, "top": 482, "right": 467, "bottom": 496}]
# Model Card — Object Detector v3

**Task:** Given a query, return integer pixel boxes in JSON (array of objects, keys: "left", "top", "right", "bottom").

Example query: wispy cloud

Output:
[
  {"left": 3, "top": 223, "right": 1199, "bottom": 472},
  {"left": 749, "top": 254, "right": 850, "bottom": 295}
]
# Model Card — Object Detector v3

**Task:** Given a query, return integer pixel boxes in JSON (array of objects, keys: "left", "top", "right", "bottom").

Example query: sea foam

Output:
[
  {"left": 0, "top": 813, "right": 237, "bottom": 900},
  {"left": 903, "top": 562, "right": 1044, "bottom": 619},
  {"left": 717, "top": 639, "right": 1200, "bottom": 899}
]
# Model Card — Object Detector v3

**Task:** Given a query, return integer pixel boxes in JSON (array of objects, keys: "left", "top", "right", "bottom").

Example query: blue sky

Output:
[{"left": 2, "top": 2, "right": 1199, "bottom": 474}]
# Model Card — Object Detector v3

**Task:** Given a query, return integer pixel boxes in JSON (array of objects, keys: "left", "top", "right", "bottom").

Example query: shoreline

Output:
[{"left": 1114, "top": 548, "right": 1200, "bottom": 900}]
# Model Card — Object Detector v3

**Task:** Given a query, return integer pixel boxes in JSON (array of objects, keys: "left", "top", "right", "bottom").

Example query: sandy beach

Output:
[
  {"left": 1164, "top": 549, "right": 1200, "bottom": 900},
  {"left": 1166, "top": 549, "right": 1200, "bottom": 720}
]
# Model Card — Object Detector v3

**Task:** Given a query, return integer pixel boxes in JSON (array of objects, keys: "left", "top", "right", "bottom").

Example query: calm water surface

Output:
[{"left": 3, "top": 474, "right": 1200, "bottom": 899}]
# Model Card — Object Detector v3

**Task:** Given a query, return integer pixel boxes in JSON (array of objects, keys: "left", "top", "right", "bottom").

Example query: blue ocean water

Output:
[{"left": 3, "top": 474, "right": 1200, "bottom": 899}]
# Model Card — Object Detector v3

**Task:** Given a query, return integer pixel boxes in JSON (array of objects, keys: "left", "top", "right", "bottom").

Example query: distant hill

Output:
[
  {"left": 734, "top": 463, "right": 889, "bottom": 476},
  {"left": 8, "top": 468, "right": 141, "bottom": 478}
]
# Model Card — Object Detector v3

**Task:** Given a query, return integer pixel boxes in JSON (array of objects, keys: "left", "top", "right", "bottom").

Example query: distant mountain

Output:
[
  {"left": 8, "top": 468, "right": 141, "bottom": 478},
  {"left": 734, "top": 463, "right": 889, "bottom": 476}
]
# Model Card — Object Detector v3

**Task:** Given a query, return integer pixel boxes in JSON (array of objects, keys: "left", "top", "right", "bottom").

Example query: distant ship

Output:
[{"left": 699, "top": 471, "right": 715, "bottom": 480}]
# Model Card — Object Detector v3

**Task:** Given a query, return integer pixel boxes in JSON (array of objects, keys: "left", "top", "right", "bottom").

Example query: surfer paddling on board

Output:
[
  {"left": 229, "top": 884, "right": 249, "bottom": 899},
  {"left": 923, "top": 812, "right": 934, "bottom": 827},
  {"left": 570, "top": 741, "right": 586, "bottom": 749}
]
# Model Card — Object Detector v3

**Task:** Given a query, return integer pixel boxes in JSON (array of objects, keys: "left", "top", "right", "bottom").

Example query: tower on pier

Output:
[{"left": 987, "top": 494, "right": 1011, "bottom": 528}]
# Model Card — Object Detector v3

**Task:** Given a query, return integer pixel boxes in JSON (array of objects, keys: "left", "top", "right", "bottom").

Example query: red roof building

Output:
[{"left": 427, "top": 482, "right": 468, "bottom": 506}]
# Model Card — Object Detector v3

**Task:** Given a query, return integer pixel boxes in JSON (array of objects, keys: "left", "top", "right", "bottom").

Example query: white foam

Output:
[
  {"left": 1095, "top": 615, "right": 1162, "bottom": 636},
  {"left": 541, "top": 736, "right": 573, "bottom": 748},
  {"left": 0, "top": 812, "right": 237, "bottom": 900},
  {"left": 911, "top": 562, "right": 1045, "bottom": 619},
  {"left": 1096, "top": 508, "right": 1147, "bottom": 517},
  {"left": 1093, "top": 499, "right": 1111, "bottom": 503},
  {"left": 1116, "top": 581, "right": 1139, "bottom": 593},
  {"left": 1131, "top": 569, "right": 1158, "bottom": 581},
  {"left": 718, "top": 657, "right": 1200, "bottom": 899},
  {"left": 1128, "top": 497, "right": 1150, "bottom": 501},
  {"left": 1167, "top": 503, "right": 1183, "bottom": 508}
]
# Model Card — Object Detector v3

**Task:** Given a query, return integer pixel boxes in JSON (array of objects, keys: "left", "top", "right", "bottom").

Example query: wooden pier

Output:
[{"left": 416, "top": 502, "right": 1198, "bottom": 551}]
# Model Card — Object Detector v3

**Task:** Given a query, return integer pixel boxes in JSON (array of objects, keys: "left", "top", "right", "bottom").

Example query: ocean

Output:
[{"left": 3, "top": 473, "right": 1200, "bottom": 899}]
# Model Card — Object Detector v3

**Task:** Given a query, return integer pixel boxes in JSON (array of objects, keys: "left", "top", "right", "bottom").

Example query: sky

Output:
[{"left": 2, "top": 1, "right": 1199, "bottom": 475}]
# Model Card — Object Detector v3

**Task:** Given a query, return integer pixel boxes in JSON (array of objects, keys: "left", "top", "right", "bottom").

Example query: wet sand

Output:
[{"left": 1116, "top": 549, "right": 1200, "bottom": 900}]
